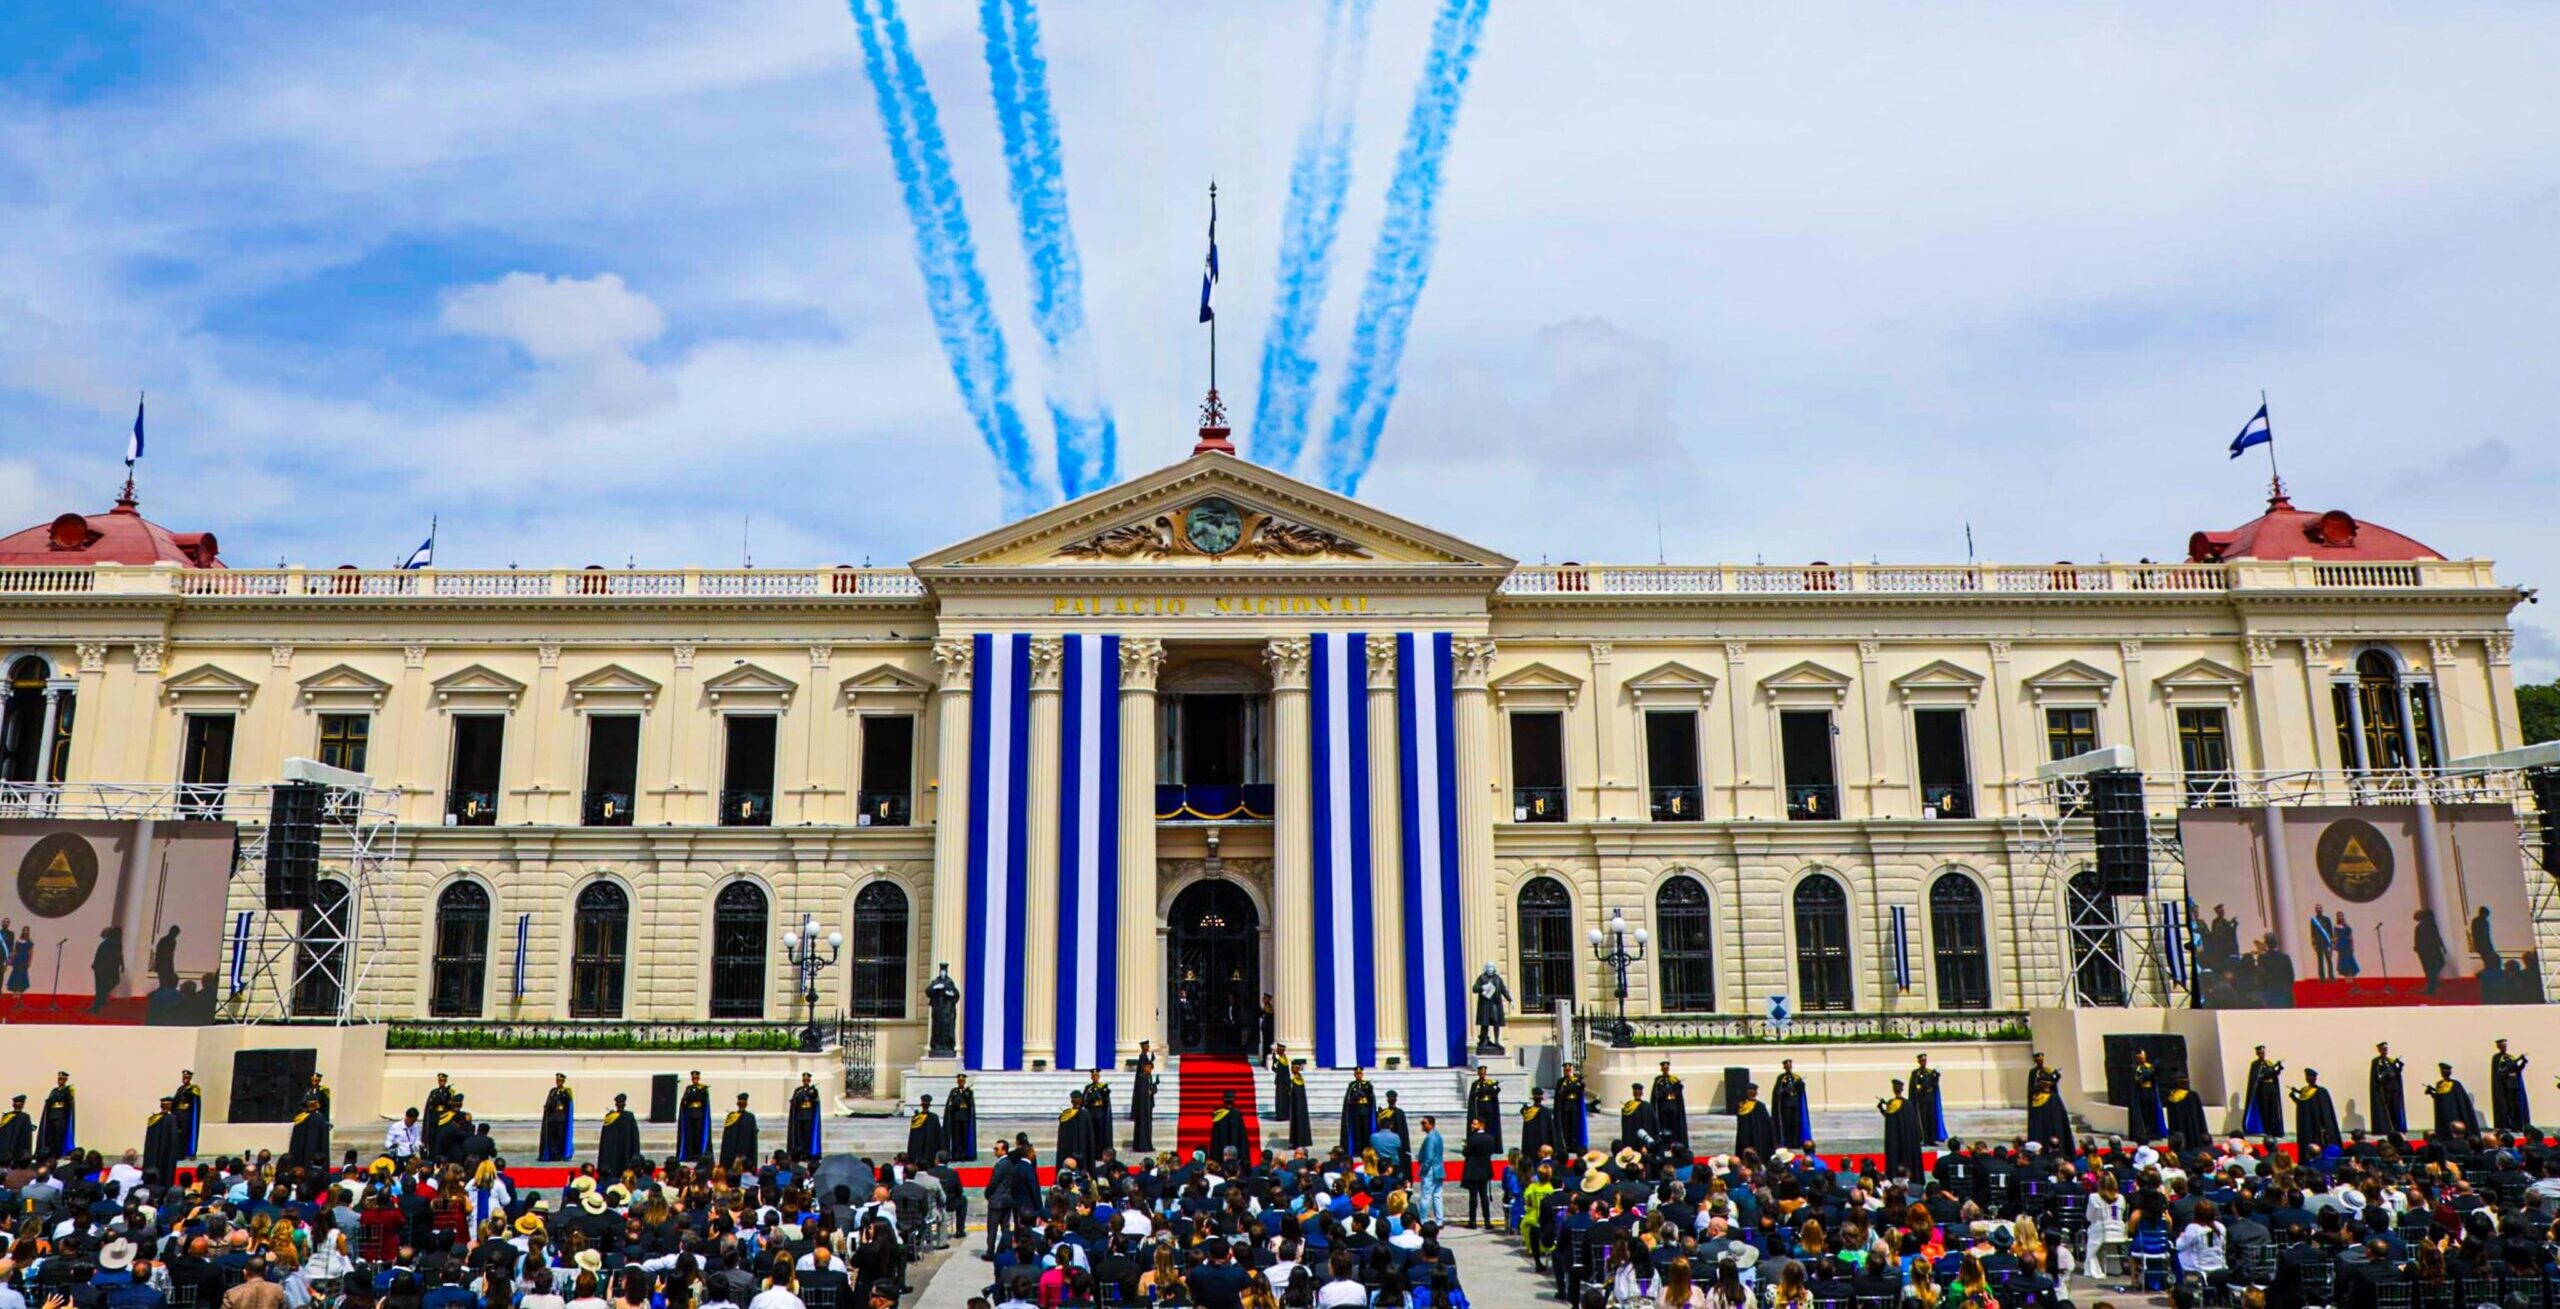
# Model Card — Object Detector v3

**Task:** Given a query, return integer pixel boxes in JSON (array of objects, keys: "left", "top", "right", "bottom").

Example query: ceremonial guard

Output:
[
  {"left": 2164, "top": 1071, "right": 2211, "bottom": 1148},
  {"left": 2426, "top": 1063, "right": 2481, "bottom": 1140},
  {"left": 1340, "top": 1067, "right": 1378, "bottom": 1155},
  {"left": 2491, "top": 1040, "right": 2532, "bottom": 1132},
  {"left": 1910, "top": 1053, "right": 1948, "bottom": 1143},
  {"left": 596, "top": 1093, "right": 643, "bottom": 1180},
  {"left": 1268, "top": 1045, "right": 1305, "bottom": 1147},
  {"left": 2241, "top": 1046, "right": 2286, "bottom": 1137},
  {"left": 1376, "top": 1090, "right": 1412, "bottom": 1176},
  {"left": 142, "top": 1096, "right": 180, "bottom": 1180},
  {"left": 2292, "top": 1070, "right": 2342, "bottom": 1153},
  {"left": 1772, "top": 1058, "right": 1813, "bottom": 1149},
  {"left": 1207, "top": 1089, "right": 1252, "bottom": 1162},
  {"left": 1058, "top": 1089, "right": 1093, "bottom": 1164},
  {"left": 2128, "top": 1052, "right": 2167, "bottom": 1141},
  {"left": 1620, "top": 1083, "right": 1656, "bottom": 1148},
  {"left": 1130, "top": 1042, "right": 1159, "bottom": 1152},
  {"left": 288, "top": 1093, "right": 331, "bottom": 1169},
  {"left": 677, "top": 1071, "right": 714, "bottom": 1163},
  {"left": 0, "top": 1095, "right": 30, "bottom": 1165},
  {"left": 308, "top": 1072, "right": 332, "bottom": 1117},
  {"left": 2025, "top": 1052, "right": 2074, "bottom": 1153},
  {"left": 2370, "top": 1043, "right": 2408, "bottom": 1135},
  {"left": 787, "top": 1072, "right": 824, "bottom": 1160},
  {"left": 37, "top": 1073, "right": 74, "bottom": 1158},
  {"left": 423, "top": 1072, "right": 456, "bottom": 1125},
  {"left": 432, "top": 1093, "right": 473, "bottom": 1161},
  {"left": 171, "top": 1071, "right": 202, "bottom": 1159},
  {"left": 907, "top": 1093, "right": 946, "bottom": 1161},
  {"left": 538, "top": 1074, "right": 575, "bottom": 1163},
  {"left": 719, "top": 1092, "right": 758, "bottom": 1169},
  {"left": 1553, "top": 1061, "right": 1589, "bottom": 1153},
  {"left": 1650, "top": 1061, "right": 1689, "bottom": 1145},
  {"left": 1732, "top": 1081, "right": 1777, "bottom": 1158},
  {"left": 1467, "top": 1066, "right": 1504, "bottom": 1150},
  {"left": 1878, "top": 1079, "right": 1923, "bottom": 1180},
  {"left": 1519, "top": 1087, "right": 1556, "bottom": 1165},
  {"left": 946, "top": 1073, "right": 979, "bottom": 1160},
  {"left": 1285, "top": 1059, "right": 1314, "bottom": 1149},
  {"left": 1082, "top": 1068, "right": 1114, "bottom": 1153}
]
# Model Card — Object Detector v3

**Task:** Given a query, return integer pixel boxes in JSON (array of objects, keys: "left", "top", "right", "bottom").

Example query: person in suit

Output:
[
  {"left": 982, "top": 1140, "right": 1019, "bottom": 1256},
  {"left": 1459, "top": 1118, "right": 1497, "bottom": 1229},
  {"left": 1416, "top": 1115, "right": 1447, "bottom": 1225}
]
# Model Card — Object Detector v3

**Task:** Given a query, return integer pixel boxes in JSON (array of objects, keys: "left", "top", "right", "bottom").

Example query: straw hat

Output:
[
  {"left": 574, "top": 1249, "right": 604, "bottom": 1275},
  {"left": 99, "top": 1238, "right": 138, "bottom": 1271},
  {"left": 580, "top": 1191, "right": 608, "bottom": 1215},
  {"left": 515, "top": 1214, "right": 545, "bottom": 1236},
  {"left": 1579, "top": 1171, "right": 1612, "bottom": 1195}
]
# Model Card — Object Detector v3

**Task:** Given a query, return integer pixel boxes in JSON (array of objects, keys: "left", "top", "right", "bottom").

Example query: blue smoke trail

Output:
[
  {"left": 1317, "top": 0, "right": 1493, "bottom": 498},
  {"left": 979, "top": 0, "right": 1119, "bottom": 498},
  {"left": 847, "top": 0, "right": 1049, "bottom": 515},
  {"left": 1250, "top": 0, "right": 1378, "bottom": 474}
]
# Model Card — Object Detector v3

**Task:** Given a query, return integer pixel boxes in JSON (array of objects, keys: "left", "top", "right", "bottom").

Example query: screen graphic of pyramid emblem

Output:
[
  {"left": 14, "top": 832, "right": 99, "bottom": 917},
  {"left": 2314, "top": 816, "right": 2395, "bottom": 903}
]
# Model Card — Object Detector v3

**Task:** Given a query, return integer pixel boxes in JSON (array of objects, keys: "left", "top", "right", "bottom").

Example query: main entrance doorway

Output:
[{"left": 1167, "top": 879, "right": 1261, "bottom": 1055}]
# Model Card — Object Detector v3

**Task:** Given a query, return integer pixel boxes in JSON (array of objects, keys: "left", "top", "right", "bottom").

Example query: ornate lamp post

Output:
[
  {"left": 1587, "top": 908, "right": 1650, "bottom": 1048},
  {"left": 781, "top": 915, "right": 843, "bottom": 1054}
]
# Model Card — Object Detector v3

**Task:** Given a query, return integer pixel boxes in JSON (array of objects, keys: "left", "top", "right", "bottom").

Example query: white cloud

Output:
[{"left": 439, "top": 272, "right": 667, "bottom": 363}]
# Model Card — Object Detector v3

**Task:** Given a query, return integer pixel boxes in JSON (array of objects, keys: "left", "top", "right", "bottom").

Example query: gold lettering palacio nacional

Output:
[{"left": 0, "top": 446, "right": 2531, "bottom": 1075}]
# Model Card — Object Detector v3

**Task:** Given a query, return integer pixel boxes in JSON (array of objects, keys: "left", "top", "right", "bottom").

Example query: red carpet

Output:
[
  {"left": 1173, "top": 1055, "right": 1260, "bottom": 1159},
  {"left": 2291, "top": 976, "right": 2480, "bottom": 1006}
]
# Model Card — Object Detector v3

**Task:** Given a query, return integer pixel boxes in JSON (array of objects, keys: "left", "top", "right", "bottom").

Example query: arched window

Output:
[
  {"left": 429, "top": 881, "right": 491, "bottom": 1018},
  {"left": 0, "top": 655, "right": 71, "bottom": 784},
  {"left": 1654, "top": 875, "right": 1715, "bottom": 1012},
  {"left": 2067, "top": 870, "right": 2126, "bottom": 1007},
  {"left": 1928, "top": 873, "right": 1991, "bottom": 1010},
  {"left": 1516, "top": 876, "right": 1576, "bottom": 1015},
  {"left": 291, "top": 879, "right": 352, "bottom": 1018},
  {"left": 1793, "top": 875, "right": 1854, "bottom": 1012},
  {"left": 570, "top": 881, "right": 630, "bottom": 1019},
  {"left": 2334, "top": 649, "right": 2440, "bottom": 773},
  {"left": 708, "top": 881, "right": 770, "bottom": 1019},
  {"left": 849, "top": 881, "right": 911, "bottom": 1017}
]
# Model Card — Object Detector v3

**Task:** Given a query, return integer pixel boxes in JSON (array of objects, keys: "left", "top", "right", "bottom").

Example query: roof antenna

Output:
[
  {"left": 1965, "top": 522, "right": 1975, "bottom": 564},
  {"left": 743, "top": 515, "right": 752, "bottom": 569},
  {"left": 1655, "top": 511, "right": 1666, "bottom": 565}
]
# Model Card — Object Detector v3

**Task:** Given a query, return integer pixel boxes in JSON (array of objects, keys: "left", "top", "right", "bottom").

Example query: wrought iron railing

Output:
[
  {"left": 855, "top": 790, "right": 911, "bottom": 827},
  {"left": 444, "top": 790, "right": 497, "bottom": 826},
  {"left": 387, "top": 1019, "right": 800, "bottom": 1050},
  {"left": 1786, "top": 783, "right": 1838, "bottom": 821},
  {"left": 1649, "top": 785, "right": 1703, "bottom": 821},
  {"left": 1154, "top": 782, "right": 1275, "bottom": 822},
  {"left": 1512, "top": 785, "right": 1568, "bottom": 823},
  {"left": 582, "top": 790, "right": 635, "bottom": 826},
  {"left": 1582, "top": 1009, "right": 2031, "bottom": 1046},
  {"left": 719, "top": 788, "right": 773, "bottom": 827},
  {"left": 1921, "top": 785, "right": 1974, "bottom": 820}
]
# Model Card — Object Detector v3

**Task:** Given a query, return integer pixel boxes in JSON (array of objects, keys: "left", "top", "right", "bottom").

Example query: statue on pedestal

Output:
[
  {"left": 925, "top": 963, "right": 961, "bottom": 1058},
  {"left": 1473, "top": 963, "right": 1513, "bottom": 1055}
]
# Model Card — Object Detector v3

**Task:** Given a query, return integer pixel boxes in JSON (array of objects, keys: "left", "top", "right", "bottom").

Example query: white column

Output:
[
  {"left": 1022, "top": 639, "right": 1065, "bottom": 1069},
  {"left": 1117, "top": 639, "right": 1165, "bottom": 1061},
  {"left": 921, "top": 639, "right": 974, "bottom": 1070},
  {"left": 1266, "top": 638, "right": 1314, "bottom": 1054},
  {"left": 2342, "top": 679, "right": 2371, "bottom": 772},
  {"left": 1452, "top": 638, "right": 1500, "bottom": 986},
  {"left": 1365, "top": 635, "right": 1409, "bottom": 1056},
  {"left": 35, "top": 688, "right": 63, "bottom": 784},
  {"left": 2258, "top": 804, "right": 2305, "bottom": 967}
]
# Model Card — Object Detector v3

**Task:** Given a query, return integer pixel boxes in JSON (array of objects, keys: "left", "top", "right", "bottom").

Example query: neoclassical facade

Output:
[{"left": 0, "top": 450, "right": 2530, "bottom": 1076}]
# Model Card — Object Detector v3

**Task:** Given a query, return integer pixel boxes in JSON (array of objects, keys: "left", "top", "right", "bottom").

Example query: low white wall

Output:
[{"left": 1586, "top": 1040, "right": 2033, "bottom": 1112}]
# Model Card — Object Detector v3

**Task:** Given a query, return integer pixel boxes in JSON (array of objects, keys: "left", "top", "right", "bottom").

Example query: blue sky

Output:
[{"left": 0, "top": 2, "right": 2555, "bottom": 679}]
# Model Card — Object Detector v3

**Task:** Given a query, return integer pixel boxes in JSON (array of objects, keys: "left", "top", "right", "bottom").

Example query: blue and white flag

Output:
[
  {"left": 1396, "top": 632, "right": 1468, "bottom": 1068},
  {"left": 1309, "top": 632, "right": 1377, "bottom": 1069},
  {"left": 1054, "top": 634, "right": 1122, "bottom": 1073},
  {"left": 2229, "top": 403, "right": 2272, "bottom": 459},
  {"left": 965, "top": 634, "right": 1033, "bottom": 1071},
  {"left": 401, "top": 518, "right": 436, "bottom": 570},
  {"left": 513, "top": 914, "right": 531, "bottom": 999},
  {"left": 1891, "top": 905, "right": 1912, "bottom": 992},
  {"left": 127, "top": 395, "right": 145, "bottom": 465},
  {"left": 1198, "top": 189, "right": 1219, "bottom": 323}
]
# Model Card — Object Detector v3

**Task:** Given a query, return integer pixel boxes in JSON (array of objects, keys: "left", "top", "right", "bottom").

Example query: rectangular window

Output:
[
  {"left": 316, "top": 714, "right": 369, "bottom": 775},
  {"left": 2178, "top": 708, "right": 2234, "bottom": 807},
  {"left": 1644, "top": 710, "right": 1703, "bottom": 821},
  {"left": 721, "top": 715, "right": 778, "bottom": 826},
  {"left": 583, "top": 715, "right": 641, "bottom": 826},
  {"left": 1912, "top": 709, "right": 1973, "bottom": 819},
  {"left": 857, "top": 714, "right": 916, "bottom": 827},
  {"left": 1508, "top": 711, "right": 1567, "bottom": 822},
  {"left": 2045, "top": 707, "right": 2100, "bottom": 761},
  {"left": 180, "top": 714, "right": 236, "bottom": 818},
  {"left": 446, "top": 715, "right": 504, "bottom": 826},
  {"left": 1780, "top": 710, "right": 1839, "bottom": 820}
]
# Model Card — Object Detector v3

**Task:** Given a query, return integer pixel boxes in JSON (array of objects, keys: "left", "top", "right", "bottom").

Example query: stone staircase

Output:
[{"left": 904, "top": 1048, "right": 1538, "bottom": 1125}]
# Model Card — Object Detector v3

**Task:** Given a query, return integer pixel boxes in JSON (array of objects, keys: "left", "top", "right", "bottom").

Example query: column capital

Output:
[
  {"left": 1264, "top": 637, "right": 1311, "bottom": 690},
  {"left": 1452, "top": 637, "right": 1498, "bottom": 689},
  {"left": 1029, "top": 638, "right": 1066, "bottom": 691},
  {"left": 1365, "top": 634, "right": 1400, "bottom": 688},
  {"left": 2487, "top": 634, "right": 2514, "bottom": 667},
  {"left": 1120, "top": 637, "right": 1166, "bottom": 691},
  {"left": 931, "top": 638, "right": 976, "bottom": 688}
]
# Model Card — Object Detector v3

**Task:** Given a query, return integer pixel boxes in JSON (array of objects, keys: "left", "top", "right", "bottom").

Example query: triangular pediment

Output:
[
  {"left": 1891, "top": 659, "right": 1986, "bottom": 701},
  {"left": 1623, "top": 660, "right": 1718, "bottom": 706},
  {"left": 295, "top": 662, "right": 392, "bottom": 710},
  {"left": 566, "top": 663, "right": 663, "bottom": 708},
  {"left": 838, "top": 664, "right": 933, "bottom": 706},
  {"left": 2024, "top": 657, "right": 2118, "bottom": 701},
  {"left": 2156, "top": 656, "right": 2245, "bottom": 690},
  {"left": 1489, "top": 661, "right": 1584, "bottom": 706},
  {"left": 911, "top": 453, "right": 1516, "bottom": 573},
  {"left": 161, "top": 662, "right": 260, "bottom": 706},
  {"left": 701, "top": 662, "right": 798, "bottom": 705},
  {"left": 431, "top": 663, "right": 526, "bottom": 698},
  {"left": 1759, "top": 659, "right": 1855, "bottom": 690}
]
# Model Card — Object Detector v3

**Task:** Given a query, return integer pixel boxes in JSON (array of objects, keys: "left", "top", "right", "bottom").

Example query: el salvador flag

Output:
[
  {"left": 2229, "top": 403, "right": 2272, "bottom": 459},
  {"left": 401, "top": 521, "right": 435, "bottom": 570},
  {"left": 1198, "top": 191, "right": 1219, "bottom": 323},
  {"left": 127, "top": 396, "right": 145, "bottom": 465}
]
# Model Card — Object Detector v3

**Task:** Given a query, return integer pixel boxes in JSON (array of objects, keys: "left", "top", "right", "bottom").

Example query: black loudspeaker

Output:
[
  {"left": 2531, "top": 770, "right": 2559, "bottom": 877},
  {"left": 2091, "top": 769, "right": 2150, "bottom": 896},
  {"left": 264, "top": 782, "right": 324, "bottom": 910},
  {"left": 228, "top": 1048, "right": 318, "bottom": 1123},
  {"left": 1722, "top": 1067, "right": 1752, "bottom": 1115},
  {"left": 2098, "top": 1034, "right": 2188, "bottom": 1108},
  {"left": 650, "top": 1073, "right": 679, "bottom": 1123}
]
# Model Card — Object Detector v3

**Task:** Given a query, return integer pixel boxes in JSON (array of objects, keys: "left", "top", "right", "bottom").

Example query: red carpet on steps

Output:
[{"left": 1174, "top": 1055, "right": 1260, "bottom": 1158}]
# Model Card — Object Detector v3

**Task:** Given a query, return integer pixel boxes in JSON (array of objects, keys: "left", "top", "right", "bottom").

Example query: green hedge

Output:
[
  {"left": 387, "top": 1027, "right": 802, "bottom": 1052},
  {"left": 1626, "top": 1022, "right": 2032, "bottom": 1048}
]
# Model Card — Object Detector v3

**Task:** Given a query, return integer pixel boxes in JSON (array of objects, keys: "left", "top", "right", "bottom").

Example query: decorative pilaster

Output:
[
  {"left": 1265, "top": 637, "right": 1314, "bottom": 1053},
  {"left": 2485, "top": 634, "right": 2520, "bottom": 751},
  {"left": 1116, "top": 638, "right": 1166, "bottom": 1059},
  {"left": 1363, "top": 635, "right": 1408, "bottom": 1056},
  {"left": 1021, "top": 638, "right": 1066, "bottom": 1068},
  {"left": 921, "top": 638, "right": 975, "bottom": 1071},
  {"left": 1450, "top": 637, "right": 1500, "bottom": 988},
  {"left": 1722, "top": 642, "right": 1753, "bottom": 816}
]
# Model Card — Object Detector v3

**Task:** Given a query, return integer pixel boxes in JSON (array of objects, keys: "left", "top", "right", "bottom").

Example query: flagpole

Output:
[
  {"left": 2261, "top": 388, "right": 2285, "bottom": 501},
  {"left": 1207, "top": 181, "right": 1219, "bottom": 394}
]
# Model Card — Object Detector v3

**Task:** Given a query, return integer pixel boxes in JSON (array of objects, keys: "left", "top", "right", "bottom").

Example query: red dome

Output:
[
  {"left": 0, "top": 492, "right": 224, "bottom": 569},
  {"left": 2187, "top": 490, "right": 2440, "bottom": 565}
]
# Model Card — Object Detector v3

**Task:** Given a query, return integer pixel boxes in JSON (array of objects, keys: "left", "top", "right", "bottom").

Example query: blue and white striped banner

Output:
[
  {"left": 228, "top": 911, "right": 252, "bottom": 994},
  {"left": 1309, "top": 632, "right": 1377, "bottom": 1069},
  {"left": 1396, "top": 632, "right": 1468, "bottom": 1067},
  {"left": 1891, "top": 906, "right": 1911, "bottom": 991},
  {"left": 2161, "top": 900, "right": 2189, "bottom": 987},
  {"left": 512, "top": 914, "right": 531, "bottom": 1000},
  {"left": 1055, "top": 635, "right": 1122, "bottom": 1072},
  {"left": 965, "top": 633, "right": 1033, "bottom": 1070}
]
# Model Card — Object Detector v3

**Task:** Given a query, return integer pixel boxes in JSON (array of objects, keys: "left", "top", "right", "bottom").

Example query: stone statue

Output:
[
  {"left": 925, "top": 963, "right": 961, "bottom": 1058},
  {"left": 1473, "top": 962, "right": 1514, "bottom": 1054}
]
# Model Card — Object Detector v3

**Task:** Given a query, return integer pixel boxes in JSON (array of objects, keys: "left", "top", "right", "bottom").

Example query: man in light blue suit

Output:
[{"left": 1416, "top": 1115, "right": 1447, "bottom": 1225}]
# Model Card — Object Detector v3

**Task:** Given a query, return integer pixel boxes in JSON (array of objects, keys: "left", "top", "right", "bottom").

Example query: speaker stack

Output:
[
  {"left": 2090, "top": 768, "right": 2150, "bottom": 896},
  {"left": 264, "top": 781, "right": 324, "bottom": 910},
  {"left": 2531, "top": 770, "right": 2559, "bottom": 878}
]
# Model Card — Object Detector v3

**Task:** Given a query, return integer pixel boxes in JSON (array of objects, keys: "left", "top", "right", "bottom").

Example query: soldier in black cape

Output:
[
  {"left": 2426, "top": 1063, "right": 2481, "bottom": 1141},
  {"left": 1467, "top": 1067, "right": 1504, "bottom": 1150},
  {"left": 1772, "top": 1058, "right": 1813, "bottom": 1149},
  {"left": 2490, "top": 1040, "right": 2532, "bottom": 1132},
  {"left": 787, "top": 1072, "right": 823, "bottom": 1160},
  {"left": 1082, "top": 1069, "right": 1113, "bottom": 1152},
  {"left": 1286, "top": 1059, "right": 1314, "bottom": 1149},
  {"left": 596, "top": 1093, "right": 643, "bottom": 1180},
  {"left": 1519, "top": 1087, "right": 1556, "bottom": 1168},
  {"left": 1339, "top": 1068, "right": 1377, "bottom": 1155},
  {"left": 424, "top": 1072, "right": 456, "bottom": 1125},
  {"left": 1206, "top": 1089, "right": 1252, "bottom": 1164},
  {"left": 539, "top": 1074, "right": 575, "bottom": 1163},
  {"left": 1267, "top": 1045, "right": 1304, "bottom": 1146},
  {"left": 2025, "top": 1052, "right": 2074, "bottom": 1153},
  {"left": 1619, "top": 1083, "right": 1656, "bottom": 1149},
  {"left": 1553, "top": 1061, "right": 1589, "bottom": 1153},
  {"left": 2292, "top": 1070, "right": 2343, "bottom": 1154},
  {"left": 287, "top": 1094, "right": 331, "bottom": 1169},
  {"left": 1650, "top": 1061, "right": 1689, "bottom": 1146},
  {"left": 677, "top": 1071, "right": 714, "bottom": 1163},
  {"left": 36, "top": 1073, "right": 74, "bottom": 1159},
  {"left": 0, "top": 1095, "right": 30, "bottom": 1165},
  {"left": 1910, "top": 1053, "right": 1948, "bottom": 1144},
  {"left": 171, "top": 1070, "right": 202, "bottom": 1159},
  {"left": 1375, "top": 1089, "right": 1411, "bottom": 1161},
  {"left": 1129, "top": 1042, "right": 1159, "bottom": 1152},
  {"left": 1878, "top": 1079, "right": 1923, "bottom": 1180},
  {"left": 431, "top": 1094, "right": 475, "bottom": 1162},
  {"left": 2370, "top": 1042, "right": 2408, "bottom": 1135},
  {"left": 946, "top": 1074, "right": 979, "bottom": 1160},
  {"left": 718, "top": 1092, "right": 758, "bottom": 1170},
  {"left": 1731, "top": 1081, "right": 1777, "bottom": 1158},
  {"left": 307, "top": 1072, "right": 332, "bottom": 1117},
  {"left": 907, "top": 1093, "right": 946, "bottom": 1162},
  {"left": 142, "top": 1096, "right": 180, "bottom": 1181},
  {"left": 2163, "top": 1071, "right": 2211, "bottom": 1149},
  {"left": 1060, "top": 1089, "right": 1096, "bottom": 1165},
  {"left": 2240, "top": 1046, "right": 2286, "bottom": 1137}
]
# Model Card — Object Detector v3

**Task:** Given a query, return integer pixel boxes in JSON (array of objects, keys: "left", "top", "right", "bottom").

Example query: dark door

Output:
[{"left": 1167, "top": 879, "right": 1261, "bottom": 1055}]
